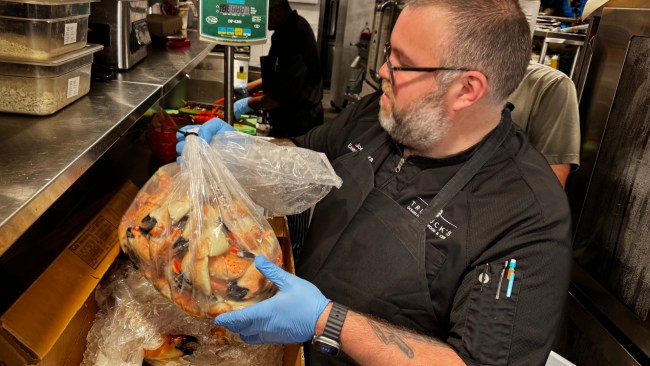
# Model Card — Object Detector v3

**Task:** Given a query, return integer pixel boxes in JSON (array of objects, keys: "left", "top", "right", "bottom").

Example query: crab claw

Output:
[
  {"left": 208, "top": 254, "right": 251, "bottom": 280},
  {"left": 143, "top": 334, "right": 199, "bottom": 360},
  {"left": 118, "top": 210, "right": 135, "bottom": 253},
  {"left": 157, "top": 169, "right": 175, "bottom": 189},
  {"left": 226, "top": 282, "right": 250, "bottom": 301},
  {"left": 135, "top": 191, "right": 149, "bottom": 209},
  {"left": 147, "top": 206, "right": 170, "bottom": 237},
  {"left": 173, "top": 292, "right": 202, "bottom": 316},
  {"left": 168, "top": 198, "right": 190, "bottom": 224},
  {"left": 208, "top": 302, "right": 232, "bottom": 317},
  {"left": 235, "top": 263, "right": 265, "bottom": 301},
  {"left": 129, "top": 227, "right": 151, "bottom": 265}
]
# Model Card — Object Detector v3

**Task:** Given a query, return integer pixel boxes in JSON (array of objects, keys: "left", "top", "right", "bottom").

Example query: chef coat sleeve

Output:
[
  {"left": 266, "top": 53, "right": 307, "bottom": 106},
  {"left": 445, "top": 193, "right": 572, "bottom": 366}
]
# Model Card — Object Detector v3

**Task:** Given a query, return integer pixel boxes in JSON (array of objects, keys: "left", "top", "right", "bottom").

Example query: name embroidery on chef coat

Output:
[
  {"left": 347, "top": 142, "right": 373, "bottom": 162},
  {"left": 407, "top": 198, "right": 456, "bottom": 240}
]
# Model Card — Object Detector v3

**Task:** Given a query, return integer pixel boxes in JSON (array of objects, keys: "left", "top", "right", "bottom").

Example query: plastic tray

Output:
[
  {"left": 0, "top": 0, "right": 92, "bottom": 59},
  {"left": 0, "top": 63, "right": 92, "bottom": 115},
  {"left": 0, "top": 43, "right": 102, "bottom": 77}
]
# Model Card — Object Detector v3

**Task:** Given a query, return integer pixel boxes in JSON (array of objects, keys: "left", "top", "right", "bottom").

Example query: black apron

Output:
[{"left": 296, "top": 119, "right": 511, "bottom": 365}]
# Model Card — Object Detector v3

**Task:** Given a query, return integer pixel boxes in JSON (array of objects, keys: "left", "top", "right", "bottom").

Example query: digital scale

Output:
[
  {"left": 199, "top": 0, "right": 269, "bottom": 124},
  {"left": 199, "top": 0, "right": 269, "bottom": 45}
]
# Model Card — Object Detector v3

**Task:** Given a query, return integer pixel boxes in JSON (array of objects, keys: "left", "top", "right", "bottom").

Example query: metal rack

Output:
[{"left": 534, "top": 29, "right": 586, "bottom": 79}]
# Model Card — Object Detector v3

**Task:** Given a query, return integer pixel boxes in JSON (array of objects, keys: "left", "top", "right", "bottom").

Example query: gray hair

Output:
[{"left": 405, "top": 0, "right": 531, "bottom": 104}]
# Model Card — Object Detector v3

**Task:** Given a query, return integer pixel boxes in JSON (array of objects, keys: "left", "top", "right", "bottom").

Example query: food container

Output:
[
  {"left": 0, "top": 0, "right": 94, "bottom": 60},
  {"left": 0, "top": 43, "right": 102, "bottom": 115}
]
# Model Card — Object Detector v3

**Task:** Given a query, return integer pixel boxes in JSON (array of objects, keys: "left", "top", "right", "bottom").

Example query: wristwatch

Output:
[{"left": 312, "top": 302, "right": 348, "bottom": 356}]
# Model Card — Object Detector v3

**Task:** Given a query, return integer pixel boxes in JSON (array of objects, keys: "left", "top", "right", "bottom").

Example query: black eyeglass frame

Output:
[{"left": 384, "top": 43, "right": 472, "bottom": 86}]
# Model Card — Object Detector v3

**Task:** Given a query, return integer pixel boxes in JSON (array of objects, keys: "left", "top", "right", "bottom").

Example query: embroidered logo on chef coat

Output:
[
  {"left": 347, "top": 142, "right": 364, "bottom": 152},
  {"left": 407, "top": 198, "right": 456, "bottom": 240},
  {"left": 348, "top": 143, "right": 373, "bottom": 162}
]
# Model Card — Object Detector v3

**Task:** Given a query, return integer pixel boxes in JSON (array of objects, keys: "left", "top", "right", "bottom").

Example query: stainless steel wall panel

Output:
[{"left": 574, "top": 35, "right": 650, "bottom": 321}]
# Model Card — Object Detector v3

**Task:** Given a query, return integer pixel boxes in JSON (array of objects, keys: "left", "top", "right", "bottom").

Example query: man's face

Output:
[{"left": 378, "top": 7, "right": 455, "bottom": 151}]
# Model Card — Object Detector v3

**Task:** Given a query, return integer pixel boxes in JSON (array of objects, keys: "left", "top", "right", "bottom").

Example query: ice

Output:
[{"left": 82, "top": 262, "right": 283, "bottom": 366}]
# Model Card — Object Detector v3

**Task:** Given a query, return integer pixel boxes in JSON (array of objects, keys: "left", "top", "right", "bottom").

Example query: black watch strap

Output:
[{"left": 322, "top": 302, "right": 348, "bottom": 341}]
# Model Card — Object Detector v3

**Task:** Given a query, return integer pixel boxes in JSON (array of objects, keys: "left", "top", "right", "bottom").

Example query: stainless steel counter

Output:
[
  {"left": 115, "top": 30, "right": 217, "bottom": 95},
  {"left": 0, "top": 34, "right": 217, "bottom": 256}
]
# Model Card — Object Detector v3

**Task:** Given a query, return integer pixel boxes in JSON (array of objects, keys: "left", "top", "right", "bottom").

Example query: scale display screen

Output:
[
  {"left": 219, "top": 4, "right": 250, "bottom": 15},
  {"left": 200, "top": 0, "right": 268, "bottom": 45}
]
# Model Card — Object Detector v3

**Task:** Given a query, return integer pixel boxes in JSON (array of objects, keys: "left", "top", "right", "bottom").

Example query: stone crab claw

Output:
[
  {"left": 147, "top": 206, "right": 170, "bottom": 237},
  {"left": 143, "top": 334, "right": 199, "bottom": 362},
  {"left": 129, "top": 227, "right": 151, "bottom": 265},
  {"left": 235, "top": 263, "right": 265, "bottom": 301},
  {"left": 208, "top": 254, "right": 251, "bottom": 280}
]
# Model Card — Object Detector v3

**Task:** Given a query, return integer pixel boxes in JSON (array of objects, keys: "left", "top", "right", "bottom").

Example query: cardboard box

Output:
[
  {"left": 0, "top": 182, "right": 139, "bottom": 366},
  {"left": 0, "top": 205, "right": 304, "bottom": 366},
  {"left": 147, "top": 14, "right": 182, "bottom": 37},
  {"left": 36, "top": 293, "right": 99, "bottom": 366},
  {"left": 267, "top": 215, "right": 305, "bottom": 366}
]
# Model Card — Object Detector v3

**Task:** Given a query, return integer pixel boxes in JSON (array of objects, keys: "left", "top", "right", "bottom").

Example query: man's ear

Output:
[{"left": 449, "top": 71, "right": 489, "bottom": 111}]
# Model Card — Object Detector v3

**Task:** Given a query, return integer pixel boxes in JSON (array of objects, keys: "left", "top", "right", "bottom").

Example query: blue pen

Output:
[{"left": 506, "top": 259, "right": 517, "bottom": 298}]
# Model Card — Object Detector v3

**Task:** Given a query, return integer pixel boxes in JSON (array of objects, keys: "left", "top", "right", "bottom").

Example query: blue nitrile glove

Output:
[
  {"left": 234, "top": 84, "right": 249, "bottom": 100},
  {"left": 234, "top": 98, "right": 252, "bottom": 120},
  {"left": 214, "top": 255, "right": 331, "bottom": 345},
  {"left": 175, "top": 118, "right": 236, "bottom": 163}
]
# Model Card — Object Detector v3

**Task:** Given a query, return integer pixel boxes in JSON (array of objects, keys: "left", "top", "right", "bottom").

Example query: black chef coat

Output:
[
  {"left": 293, "top": 91, "right": 572, "bottom": 366},
  {"left": 262, "top": 10, "right": 323, "bottom": 138}
]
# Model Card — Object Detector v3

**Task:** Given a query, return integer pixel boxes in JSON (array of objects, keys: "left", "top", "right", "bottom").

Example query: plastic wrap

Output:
[
  {"left": 118, "top": 129, "right": 284, "bottom": 318},
  {"left": 82, "top": 262, "right": 283, "bottom": 366},
  {"left": 211, "top": 131, "right": 343, "bottom": 215}
]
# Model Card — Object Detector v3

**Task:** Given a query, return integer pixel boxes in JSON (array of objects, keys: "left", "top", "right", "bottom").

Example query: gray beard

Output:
[{"left": 378, "top": 87, "right": 452, "bottom": 152}]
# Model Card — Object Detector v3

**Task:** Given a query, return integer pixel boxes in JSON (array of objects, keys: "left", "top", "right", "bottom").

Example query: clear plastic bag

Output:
[
  {"left": 118, "top": 129, "right": 284, "bottom": 318},
  {"left": 82, "top": 262, "right": 283, "bottom": 366},
  {"left": 211, "top": 132, "right": 342, "bottom": 215}
]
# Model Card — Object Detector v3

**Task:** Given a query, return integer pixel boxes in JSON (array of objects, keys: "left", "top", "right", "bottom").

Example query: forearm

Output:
[
  {"left": 247, "top": 78, "right": 263, "bottom": 93},
  {"left": 315, "top": 304, "right": 465, "bottom": 366},
  {"left": 247, "top": 94, "right": 281, "bottom": 110},
  {"left": 550, "top": 164, "right": 570, "bottom": 188}
]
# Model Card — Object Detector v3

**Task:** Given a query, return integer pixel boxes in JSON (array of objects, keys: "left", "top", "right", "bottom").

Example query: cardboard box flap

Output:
[{"left": 0, "top": 182, "right": 138, "bottom": 363}]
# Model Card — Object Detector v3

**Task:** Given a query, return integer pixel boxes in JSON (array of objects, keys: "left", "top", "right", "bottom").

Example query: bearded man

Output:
[{"left": 176, "top": 0, "right": 572, "bottom": 365}]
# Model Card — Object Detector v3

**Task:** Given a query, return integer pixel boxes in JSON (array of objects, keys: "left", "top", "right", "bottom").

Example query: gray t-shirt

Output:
[{"left": 508, "top": 62, "right": 581, "bottom": 170}]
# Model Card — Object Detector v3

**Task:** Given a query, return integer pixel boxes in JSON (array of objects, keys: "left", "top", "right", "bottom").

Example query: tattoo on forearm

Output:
[
  {"left": 367, "top": 318, "right": 415, "bottom": 359},
  {"left": 270, "top": 138, "right": 296, "bottom": 147},
  {"left": 365, "top": 317, "right": 451, "bottom": 359}
]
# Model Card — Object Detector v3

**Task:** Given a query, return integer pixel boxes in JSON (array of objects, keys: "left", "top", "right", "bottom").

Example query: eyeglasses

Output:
[{"left": 384, "top": 43, "right": 470, "bottom": 86}]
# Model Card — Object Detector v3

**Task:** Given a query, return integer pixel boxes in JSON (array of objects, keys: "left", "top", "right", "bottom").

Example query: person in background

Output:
[
  {"left": 508, "top": 61, "right": 581, "bottom": 187},
  {"left": 541, "top": 0, "right": 585, "bottom": 17},
  {"left": 233, "top": 0, "right": 324, "bottom": 138}
]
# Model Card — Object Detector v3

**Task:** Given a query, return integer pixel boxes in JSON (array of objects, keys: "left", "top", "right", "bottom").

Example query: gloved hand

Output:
[
  {"left": 214, "top": 255, "right": 331, "bottom": 345},
  {"left": 175, "top": 118, "right": 236, "bottom": 163},
  {"left": 234, "top": 84, "right": 249, "bottom": 100},
  {"left": 234, "top": 98, "right": 252, "bottom": 120}
]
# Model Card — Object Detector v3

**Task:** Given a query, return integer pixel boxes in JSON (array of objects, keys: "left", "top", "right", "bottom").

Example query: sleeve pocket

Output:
[{"left": 460, "top": 264, "right": 523, "bottom": 366}]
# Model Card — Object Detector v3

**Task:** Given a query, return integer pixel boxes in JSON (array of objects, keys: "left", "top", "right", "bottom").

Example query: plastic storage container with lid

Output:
[
  {"left": 0, "top": 43, "right": 103, "bottom": 115},
  {"left": 0, "top": 0, "right": 95, "bottom": 60}
]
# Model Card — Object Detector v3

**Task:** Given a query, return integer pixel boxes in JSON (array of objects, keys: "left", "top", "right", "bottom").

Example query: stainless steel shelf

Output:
[
  {"left": 115, "top": 30, "right": 217, "bottom": 96},
  {"left": 0, "top": 33, "right": 217, "bottom": 256}
]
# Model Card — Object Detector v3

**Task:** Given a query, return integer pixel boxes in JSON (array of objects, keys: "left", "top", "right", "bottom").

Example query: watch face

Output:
[{"left": 314, "top": 340, "right": 340, "bottom": 356}]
